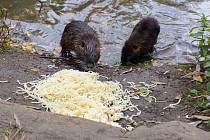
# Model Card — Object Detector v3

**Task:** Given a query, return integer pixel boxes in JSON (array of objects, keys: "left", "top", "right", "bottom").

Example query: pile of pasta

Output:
[{"left": 17, "top": 69, "right": 138, "bottom": 127}]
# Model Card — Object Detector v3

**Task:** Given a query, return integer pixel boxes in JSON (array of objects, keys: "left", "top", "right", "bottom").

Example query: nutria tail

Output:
[
  {"left": 121, "top": 17, "right": 160, "bottom": 65},
  {"left": 60, "top": 20, "right": 100, "bottom": 68}
]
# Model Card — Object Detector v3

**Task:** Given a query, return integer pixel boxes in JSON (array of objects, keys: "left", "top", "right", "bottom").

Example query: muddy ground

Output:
[{"left": 0, "top": 49, "right": 196, "bottom": 124}]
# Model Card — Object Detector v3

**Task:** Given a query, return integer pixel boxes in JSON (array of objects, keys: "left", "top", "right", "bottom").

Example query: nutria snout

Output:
[
  {"left": 121, "top": 17, "right": 160, "bottom": 65},
  {"left": 60, "top": 20, "right": 100, "bottom": 68}
]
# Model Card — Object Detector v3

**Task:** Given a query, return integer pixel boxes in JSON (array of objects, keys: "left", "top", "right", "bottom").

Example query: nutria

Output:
[
  {"left": 60, "top": 20, "right": 100, "bottom": 68},
  {"left": 121, "top": 17, "right": 160, "bottom": 65}
]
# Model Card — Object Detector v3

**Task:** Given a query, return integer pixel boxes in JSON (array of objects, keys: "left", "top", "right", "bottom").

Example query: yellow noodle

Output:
[{"left": 17, "top": 69, "right": 136, "bottom": 127}]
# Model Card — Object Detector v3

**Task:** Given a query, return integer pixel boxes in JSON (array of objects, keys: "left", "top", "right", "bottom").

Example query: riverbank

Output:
[{"left": 0, "top": 48, "right": 209, "bottom": 139}]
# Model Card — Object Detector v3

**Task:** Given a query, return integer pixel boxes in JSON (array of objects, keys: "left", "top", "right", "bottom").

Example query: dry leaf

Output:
[
  {"left": 12, "top": 16, "right": 20, "bottom": 20},
  {"left": 193, "top": 75, "right": 203, "bottom": 82},
  {"left": 30, "top": 67, "right": 40, "bottom": 72},
  {"left": 176, "top": 68, "right": 183, "bottom": 72},
  {"left": 182, "top": 70, "right": 203, "bottom": 82},
  {"left": 22, "top": 43, "right": 32, "bottom": 50},
  {"left": 191, "top": 115, "right": 210, "bottom": 121},
  {"left": 22, "top": 42, "right": 37, "bottom": 53}
]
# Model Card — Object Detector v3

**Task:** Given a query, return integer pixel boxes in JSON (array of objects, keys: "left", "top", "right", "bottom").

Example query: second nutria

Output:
[
  {"left": 60, "top": 20, "right": 100, "bottom": 68},
  {"left": 121, "top": 17, "right": 160, "bottom": 65}
]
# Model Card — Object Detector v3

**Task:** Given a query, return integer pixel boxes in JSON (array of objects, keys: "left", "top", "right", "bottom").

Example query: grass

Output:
[
  {"left": 116, "top": 59, "right": 153, "bottom": 70},
  {"left": 186, "top": 14, "right": 210, "bottom": 127},
  {"left": 189, "top": 13, "right": 210, "bottom": 92},
  {"left": 1, "top": 113, "right": 26, "bottom": 140},
  {"left": 3, "top": 127, "right": 26, "bottom": 140},
  {"left": 185, "top": 81, "right": 209, "bottom": 112}
]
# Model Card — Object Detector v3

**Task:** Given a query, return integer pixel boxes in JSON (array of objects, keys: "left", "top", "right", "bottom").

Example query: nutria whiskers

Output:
[
  {"left": 60, "top": 20, "right": 100, "bottom": 68},
  {"left": 121, "top": 17, "right": 160, "bottom": 65}
]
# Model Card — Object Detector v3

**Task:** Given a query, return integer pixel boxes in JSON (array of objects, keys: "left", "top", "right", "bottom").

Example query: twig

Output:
[
  {"left": 121, "top": 67, "right": 133, "bottom": 75},
  {"left": 163, "top": 98, "right": 181, "bottom": 110},
  {"left": 0, "top": 80, "right": 9, "bottom": 83},
  {"left": 14, "top": 113, "right": 22, "bottom": 129},
  {"left": 5, "top": 97, "right": 11, "bottom": 101},
  {"left": 191, "top": 95, "right": 208, "bottom": 99},
  {"left": 163, "top": 70, "right": 170, "bottom": 75}
]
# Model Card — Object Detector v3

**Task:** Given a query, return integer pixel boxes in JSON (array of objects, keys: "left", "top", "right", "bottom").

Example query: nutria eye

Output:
[{"left": 133, "top": 45, "right": 138, "bottom": 50}]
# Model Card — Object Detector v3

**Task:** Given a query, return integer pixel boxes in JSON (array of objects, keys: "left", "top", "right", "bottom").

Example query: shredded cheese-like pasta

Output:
[{"left": 17, "top": 69, "right": 137, "bottom": 127}]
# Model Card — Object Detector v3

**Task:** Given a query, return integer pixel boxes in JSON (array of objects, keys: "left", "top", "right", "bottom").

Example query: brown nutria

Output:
[
  {"left": 121, "top": 17, "right": 160, "bottom": 65},
  {"left": 60, "top": 20, "right": 100, "bottom": 68}
]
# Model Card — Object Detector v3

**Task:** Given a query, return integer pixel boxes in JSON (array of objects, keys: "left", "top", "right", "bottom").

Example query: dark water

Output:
[{"left": 1, "top": 0, "right": 210, "bottom": 65}]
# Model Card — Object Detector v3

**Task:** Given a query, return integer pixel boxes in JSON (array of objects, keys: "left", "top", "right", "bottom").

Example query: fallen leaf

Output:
[
  {"left": 176, "top": 68, "right": 183, "bottom": 72},
  {"left": 30, "top": 67, "right": 40, "bottom": 72},
  {"left": 151, "top": 59, "right": 158, "bottom": 66},
  {"left": 182, "top": 70, "right": 203, "bottom": 82},
  {"left": 191, "top": 115, "right": 210, "bottom": 121},
  {"left": 30, "top": 11, "right": 36, "bottom": 16},
  {"left": 22, "top": 43, "right": 32, "bottom": 50},
  {"left": 193, "top": 75, "right": 203, "bottom": 82},
  {"left": 12, "top": 15, "right": 20, "bottom": 20},
  {"left": 23, "top": 31, "right": 30, "bottom": 36},
  {"left": 22, "top": 42, "right": 37, "bottom": 53}
]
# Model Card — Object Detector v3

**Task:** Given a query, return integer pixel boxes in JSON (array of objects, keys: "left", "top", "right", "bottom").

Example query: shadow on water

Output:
[{"left": 0, "top": 0, "right": 209, "bottom": 65}]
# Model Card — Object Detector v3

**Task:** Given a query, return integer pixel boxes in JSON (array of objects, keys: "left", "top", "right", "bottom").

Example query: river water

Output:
[{"left": 1, "top": 0, "right": 210, "bottom": 65}]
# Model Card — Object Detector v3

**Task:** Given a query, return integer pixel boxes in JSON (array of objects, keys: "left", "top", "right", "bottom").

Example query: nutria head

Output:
[
  {"left": 121, "top": 40, "right": 142, "bottom": 64},
  {"left": 121, "top": 17, "right": 160, "bottom": 65},
  {"left": 83, "top": 35, "right": 100, "bottom": 68}
]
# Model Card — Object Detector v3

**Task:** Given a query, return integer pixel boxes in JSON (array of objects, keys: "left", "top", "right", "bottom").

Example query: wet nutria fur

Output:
[
  {"left": 121, "top": 17, "right": 160, "bottom": 65},
  {"left": 60, "top": 20, "right": 100, "bottom": 67}
]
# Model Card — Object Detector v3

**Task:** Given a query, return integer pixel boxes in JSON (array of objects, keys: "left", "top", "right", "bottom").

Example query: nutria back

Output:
[
  {"left": 60, "top": 20, "right": 100, "bottom": 67},
  {"left": 121, "top": 17, "right": 160, "bottom": 64}
]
